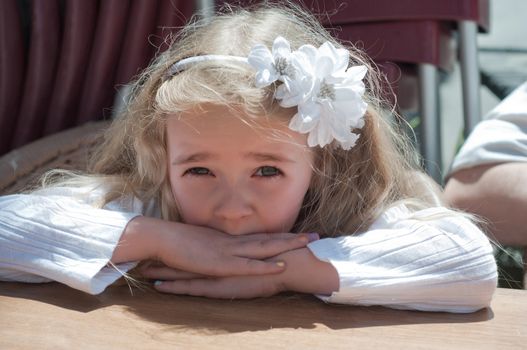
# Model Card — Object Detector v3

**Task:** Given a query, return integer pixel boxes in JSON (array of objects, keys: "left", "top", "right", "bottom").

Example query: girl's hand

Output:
[
  {"left": 142, "top": 247, "right": 339, "bottom": 298},
  {"left": 112, "top": 216, "right": 314, "bottom": 277},
  {"left": 141, "top": 264, "right": 284, "bottom": 298}
]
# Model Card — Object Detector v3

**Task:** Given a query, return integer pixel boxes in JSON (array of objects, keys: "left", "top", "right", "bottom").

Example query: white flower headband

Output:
[{"left": 167, "top": 36, "right": 368, "bottom": 150}]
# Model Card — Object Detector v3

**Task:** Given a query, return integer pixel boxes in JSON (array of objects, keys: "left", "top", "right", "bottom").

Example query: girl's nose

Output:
[{"left": 214, "top": 188, "right": 253, "bottom": 221}]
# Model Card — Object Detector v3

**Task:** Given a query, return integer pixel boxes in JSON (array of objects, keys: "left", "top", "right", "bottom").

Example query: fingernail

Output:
[
  {"left": 307, "top": 232, "right": 320, "bottom": 242},
  {"left": 298, "top": 235, "right": 309, "bottom": 244},
  {"left": 276, "top": 261, "right": 285, "bottom": 267},
  {"left": 154, "top": 280, "right": 163, "bottom": 287}
]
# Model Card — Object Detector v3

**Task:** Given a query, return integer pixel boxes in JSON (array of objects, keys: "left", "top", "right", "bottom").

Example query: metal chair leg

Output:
[
  {"left": 418, "top": 63, "right": 442, "bottom": 183},
  {"left": 458, "top": 20, "right": 482, "bottom": 137},
  {"left": 197, "top": 0, "right": 214, "bottom": 19}
]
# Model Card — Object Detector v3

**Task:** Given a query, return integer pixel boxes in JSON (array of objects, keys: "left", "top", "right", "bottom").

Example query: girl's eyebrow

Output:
[
  {"left": 172, "top": 151, "right": 295, "bottom": 165},
  {"left": 244, "top": 152, "right": 295, "bottom": 163},
  {"left": 172, "top": 152, "right": 213, "bottom": 165}
]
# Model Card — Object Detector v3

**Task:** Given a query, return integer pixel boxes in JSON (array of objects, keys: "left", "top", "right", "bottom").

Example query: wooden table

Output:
[{"left": 0, "top": 283, "right": 525, "bottom": 349}]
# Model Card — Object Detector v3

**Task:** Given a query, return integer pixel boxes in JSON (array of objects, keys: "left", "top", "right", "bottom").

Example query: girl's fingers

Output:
[
  {"left": 138, "top": 260, "right": 165, "bottom": 269},
  {"left": 139, "top": 257, "right": 286, "bottom": 278},
  {"left": 140, "top": 266, "right": 205, "bottom": 280},
  {"left": 155, "top": 279, "right": 216, "bottom": 297},
  {"left": 215, "top": 256, "right": 286, "bottom": 276},
  {"left": 231, "top": 233, "right": 318, "bottom": 259},
  {"left": 153, "top": 277, "right": 277, "bottom": 299},
  {"left": 238, "top": 232, "right": 299, "bottom": 241}
]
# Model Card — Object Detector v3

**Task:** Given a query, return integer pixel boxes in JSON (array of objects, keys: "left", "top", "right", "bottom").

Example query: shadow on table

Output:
[{"left": 0, "top": 282, "right": 493, "bottom": 333}]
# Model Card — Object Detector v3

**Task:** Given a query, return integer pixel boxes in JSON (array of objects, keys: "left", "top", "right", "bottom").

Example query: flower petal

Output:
[
  {"left": 316, "top": 56, "right": 335, "bottom": 78},
  {"left": 319, "top": 42, "right": 349, "bottom": 73},
  {"left": 307, "top": 128, "right": 320, "bottom": 148},
  {"left": 289, "top": 110, "right": 318, "bottom": 134},
  {"left": 316, "top": 118, "right": 333, "bottom": 147},
  {"left": 334, "top": 49, "right": 350, "bottom": 72},
  {"left": 247, "top": 37, "right": 369, "bottom": 151},
  {"left": 277, "top": 84, "right": 303, "bottom": 107},
  {"left": 248, "top": 44, "right": 274, "bottom": 69},
  {"left": 343, "top": 65, "right": 368, "bottom": 82},
  {"left": 339, "top": 133, "right": 360, "bottom": 150},
  {"left": 248, "top": 44, "right": 279, "bottom": 87},
  {"left": 294, "top": 45, "right": 318, "bottom": 71},
  {"left": 255, "top": 69, "right": 278, "bottom": 87},
  {"left": 272, "top": 36, "right": 292, "bottom": 57},
  {"left": 294, "top": 102, "right": 320, "bottom": 132},
  {"left": 334, "top": 88, "right": 368, "bottom": 116}
]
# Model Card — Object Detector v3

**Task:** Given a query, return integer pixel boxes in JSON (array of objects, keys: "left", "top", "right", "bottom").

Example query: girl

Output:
[{"left": 0, "top": 3, "right": 497, "bottom": 313}]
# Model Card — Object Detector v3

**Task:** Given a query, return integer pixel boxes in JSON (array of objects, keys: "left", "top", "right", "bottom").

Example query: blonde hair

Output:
[{"left": 79, "top": 2, "right": 440, "bottom": 237}]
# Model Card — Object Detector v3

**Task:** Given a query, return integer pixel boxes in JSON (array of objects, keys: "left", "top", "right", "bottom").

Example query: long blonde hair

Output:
[{"left": 84, "top": 2, "right": 440, "bottom": 237}]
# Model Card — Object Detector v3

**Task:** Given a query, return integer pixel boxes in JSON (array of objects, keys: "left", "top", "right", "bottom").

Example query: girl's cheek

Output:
[{"left": 174, "top": 181, "right": 210, "bottom": 201}]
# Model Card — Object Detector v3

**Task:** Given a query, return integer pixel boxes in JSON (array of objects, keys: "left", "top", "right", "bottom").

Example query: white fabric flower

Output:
[
  {"left": 170, "top": 36, "right": 368, "bottom": 150},
  {"left": 247, "top": 36, "right": 296, "bottom": 89},
  {"left": 286, "top": 41, "right": 368, "bottom": 150}
]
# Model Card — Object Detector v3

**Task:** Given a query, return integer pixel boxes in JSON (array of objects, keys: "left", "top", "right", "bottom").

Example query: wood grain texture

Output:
[{"left": 0, "top": 283, "right": 525, "bottom": 349}]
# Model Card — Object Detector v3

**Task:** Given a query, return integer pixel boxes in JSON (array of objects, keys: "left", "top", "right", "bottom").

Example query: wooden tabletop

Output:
[{"left": 0, "top": 283, "right": 525, "bottom": 349}]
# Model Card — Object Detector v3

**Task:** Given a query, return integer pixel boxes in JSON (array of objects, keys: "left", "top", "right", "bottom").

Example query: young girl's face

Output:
[{"left": 166, "top": 105, "right": 314, "bottom": 235}]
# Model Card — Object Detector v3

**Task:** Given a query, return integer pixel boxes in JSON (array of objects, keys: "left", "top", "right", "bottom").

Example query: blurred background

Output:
[
  {"left": 440, "top": 0, "right": 527, "bottom": 173},
  {"left": 3, "top": 0, "right": 527, "bottom": 177}
]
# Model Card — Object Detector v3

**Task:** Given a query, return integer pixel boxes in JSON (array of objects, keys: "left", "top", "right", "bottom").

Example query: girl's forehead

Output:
[
  {"left": 173, "top": 104, "right": 291, "bottom": 121},
  {"left": 165, "top": 105, "right": 309, "bottom": 151},
  {"left": 167, "top": 105, "right": 294, "bottom": 135}
]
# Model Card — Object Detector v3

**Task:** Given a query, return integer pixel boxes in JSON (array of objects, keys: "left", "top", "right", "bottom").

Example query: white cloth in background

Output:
[
  {"left": 0, "top": 183, "right": 497, "bottom": 313},
  {"left": 449, "top": 81, "right": 527, "bottom": 175}
]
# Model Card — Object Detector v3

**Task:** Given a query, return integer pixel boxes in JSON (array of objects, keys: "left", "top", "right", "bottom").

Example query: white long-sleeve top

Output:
[
  {"left": 449, "top": 81, "right": 527, "bottom": 174},
  {"left": 0, "top": 184, "right": 497, "bottom": 313}
]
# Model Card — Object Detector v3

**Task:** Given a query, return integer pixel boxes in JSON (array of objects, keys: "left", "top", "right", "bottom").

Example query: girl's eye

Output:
[
  {"left": 254, "top": 166, "right": 282, "bottom": 177},
  {"left": 185, "top": 167, "right": 213, "bottom": 176}
]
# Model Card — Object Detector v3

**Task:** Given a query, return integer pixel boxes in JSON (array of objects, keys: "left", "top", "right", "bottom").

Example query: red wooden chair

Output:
[
  {"left": 307, "top": 0, "right": 490, "bottom": 180},
  {"left": 330, "top": 20, "right": 455, "bottom": 181},
  {"left": 310, "top": 0, "right": 489, "bottom": 133}
]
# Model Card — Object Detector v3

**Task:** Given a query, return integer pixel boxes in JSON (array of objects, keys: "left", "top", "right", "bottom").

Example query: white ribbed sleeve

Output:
[
  {"left": 0, "top": 186, "right": 141, "bottom": 294},
  {"left": 307, "top": 205, "right": 498, "bottom": 313},
  {"left": 1, "top": 185, "right": 498, "bottom": 312},
  {"left": 449, "top": 81, "right": 527, "bottom": 173}
]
